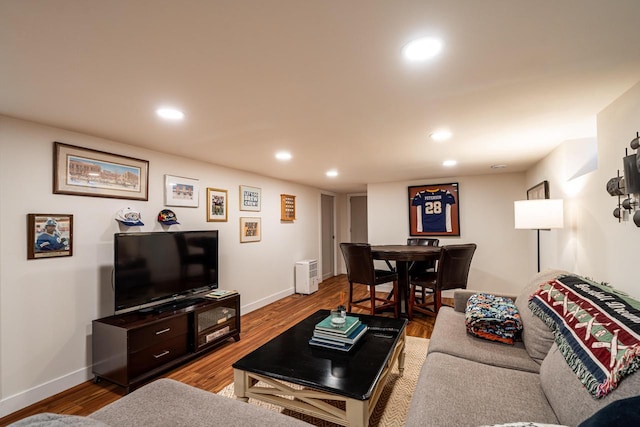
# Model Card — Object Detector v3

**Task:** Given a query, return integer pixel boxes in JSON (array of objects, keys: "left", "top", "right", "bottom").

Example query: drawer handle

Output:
[
  {"left": 155, "top": 328, "right": 171, "bottom": 335},
  {"left": 153, "top": 350, "right": 170, "bottom": 359}
]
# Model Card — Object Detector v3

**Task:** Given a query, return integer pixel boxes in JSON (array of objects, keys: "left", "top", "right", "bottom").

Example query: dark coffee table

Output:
[{"left": 232, "top": 309, "right": 407, "bottom": 427}]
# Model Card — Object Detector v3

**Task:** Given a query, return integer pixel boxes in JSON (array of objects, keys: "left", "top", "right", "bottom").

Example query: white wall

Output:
[
  {"left": 0, "top": 116, "right": 324, "bottom": 416},
  {"left": 527, "top": 81, "right": 640, "bottom": 298},
  {"left": 367, "top": 173, "right": 530, "bottom": 294}
]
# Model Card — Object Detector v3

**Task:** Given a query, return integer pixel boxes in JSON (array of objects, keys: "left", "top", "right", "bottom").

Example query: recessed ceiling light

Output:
[
  {"left": 443, "top": 160, "right": 457, "bottom": 167},
  {"left": 403, "top": 37, "right": 443, "bottom": 62},
  {"left": 491, "top": 164, "right": 507, "bottom": 169},
  {"left": 430, "top": 130, "right": 452, "bottom": 141},
  {"left": 326, "top": 170, "right": 338, "bottom": 178},
  {"left": 275, "top": 151, "right": 292, "bottom": 161},
  {"left": 156, "top": 107, "right": 185, "bottom": 121}
]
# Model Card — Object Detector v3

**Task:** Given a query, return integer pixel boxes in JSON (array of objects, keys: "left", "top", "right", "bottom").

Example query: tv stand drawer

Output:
[
  {"left": 129, "top": 334, "right": 188, "bottom": 378},
  {"left": 129, "top": 317, "right": 188, "bottom": 352}
]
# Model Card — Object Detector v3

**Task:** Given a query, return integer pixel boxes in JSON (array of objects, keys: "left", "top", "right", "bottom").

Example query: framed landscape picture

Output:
[
  {"left": 239, "top": 185, "right": 261, "bottom": 211},
  {"left": 408, "top": 183, "right": 460, "bottom": 236},
  {"left": 28, "top": 214, "right": 73, "bottom": 259},
  {"left": 165, "top": 175, "right": 199, "bottom": 207},
  {"left": 240, "top": 217, "right": 261, "bottom": 243},
  {"left": 206, "top": 188, "right": 228, "bottom": 222},
  {"left": 53, "top": 142, "right": 149, "bottom": 200}
]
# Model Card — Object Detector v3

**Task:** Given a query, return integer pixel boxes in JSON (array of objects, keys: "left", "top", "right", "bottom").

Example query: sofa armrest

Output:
[
  {"left": 89, "top": 379, "right": 311, "bottom": 427},
  {"left": 453, "top": 290, "right": 519, "bottom": 312}
]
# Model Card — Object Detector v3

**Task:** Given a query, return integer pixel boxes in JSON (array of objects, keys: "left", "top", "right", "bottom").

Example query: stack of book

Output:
[
  {"left": 308, "top": 314, "right": 368, "bottom": 352},
  {"left": 204, "top": 289, "right": 238, "bottom": 299}
]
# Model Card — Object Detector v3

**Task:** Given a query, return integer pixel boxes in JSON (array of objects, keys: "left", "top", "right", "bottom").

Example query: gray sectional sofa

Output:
[{"left": 406, "top": 269, "right": 640, "bottom": 427}]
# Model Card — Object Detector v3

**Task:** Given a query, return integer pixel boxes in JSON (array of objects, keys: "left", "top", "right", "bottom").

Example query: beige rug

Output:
[{"left": 218, "top": 336, "right": 428, "bottom": 426}]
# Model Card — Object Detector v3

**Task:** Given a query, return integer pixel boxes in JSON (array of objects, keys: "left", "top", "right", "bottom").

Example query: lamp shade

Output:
[{"left": 514, "top": 199, "right": 564, "bottom": 229}]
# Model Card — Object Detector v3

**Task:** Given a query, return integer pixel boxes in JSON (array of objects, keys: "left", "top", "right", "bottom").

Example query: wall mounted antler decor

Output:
[{"left": 607, "top": 131, "right": 640, "bottom": 226}]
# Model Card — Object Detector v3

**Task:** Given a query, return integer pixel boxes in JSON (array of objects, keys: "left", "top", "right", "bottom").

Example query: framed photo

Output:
[
  {"left": 53, "top": 142, "right": 149, "bottom": 200},
  {"left": 527, "top": 180, "right": 549, "bottom": 200},
  {"left": 165, "top": 175, "right": 199, "bottom": 207},
  {"left": 280, "top": 194, "right": 296, "bottom": 221},
  {"left": 239, "top": 185, "right": 261, "bottom": 211},
  {"left": 28, "top": 214, "right": 73, "bottom": 259},
  {"left": 408, "top": 183, "right": 460, "bottom": 236},
  {"left": 240, "top": 217, "right": 261, "bottom": 243},
  {"left": 206, "top": 188, "right": 228, "bottom": 222}
]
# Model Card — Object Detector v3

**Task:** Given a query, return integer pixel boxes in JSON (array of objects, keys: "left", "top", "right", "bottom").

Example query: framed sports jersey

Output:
[{"left": 408, "top": 183, "right": 460, "bottom": 236}]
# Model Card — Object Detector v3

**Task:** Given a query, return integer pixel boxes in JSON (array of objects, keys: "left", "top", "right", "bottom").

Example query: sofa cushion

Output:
[
  {"left": 428, "top": 307, "right": 540, "bottom": 373},
  {"left": 515, "top": 269, "right": 569, "bottom": 363},
  {"left": 406, "top": 352, "right": 559, "bottom": 427},
  {"left": 465, "top": 293, "right": 523, "bottom": 344},
  {"left": 89, "top": 378, "right": 310, "bottom": 427},
  {"left": 540, "top": 344, "right": 640, "bottom": 426}
]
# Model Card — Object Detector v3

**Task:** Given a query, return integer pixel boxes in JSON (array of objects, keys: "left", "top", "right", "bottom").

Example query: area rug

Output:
[{"left": 218, "top": 336, "right": 429, "bottom": 426}]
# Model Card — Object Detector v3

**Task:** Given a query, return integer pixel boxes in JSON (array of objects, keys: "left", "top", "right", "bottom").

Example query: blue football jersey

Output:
[{"left": 411, "top": 189, "right": 456, "bottom": 232}]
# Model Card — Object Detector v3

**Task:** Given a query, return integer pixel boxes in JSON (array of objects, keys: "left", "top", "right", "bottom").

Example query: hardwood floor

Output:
[{"left": 0, "top": 274, "right": 438, "bottom": 425}]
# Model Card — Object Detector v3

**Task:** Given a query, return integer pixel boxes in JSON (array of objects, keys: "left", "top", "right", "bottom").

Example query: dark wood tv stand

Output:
[{"left": 92, "top": 294, "right": 240, "bottom": 392}]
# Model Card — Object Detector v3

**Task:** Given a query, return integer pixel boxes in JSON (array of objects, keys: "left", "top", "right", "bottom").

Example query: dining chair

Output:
[
  {"left": 339, "top": 243, "right": 399, "bottom": 317},
  {"left": 408, "top": 243, "right": 477, "bottom": 319},
  {"left": 407, "top": 238, "right": 439, "bottom": 277}
]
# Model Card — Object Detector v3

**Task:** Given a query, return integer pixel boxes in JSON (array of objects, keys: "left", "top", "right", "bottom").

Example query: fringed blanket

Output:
[{"left": 529, "top": 274, "right": 640, "bottom": 398}]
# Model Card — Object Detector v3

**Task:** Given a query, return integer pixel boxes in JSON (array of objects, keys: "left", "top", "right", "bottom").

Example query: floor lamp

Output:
[{"left": 514, "top": 199, "right": 564, "bottom": 272}]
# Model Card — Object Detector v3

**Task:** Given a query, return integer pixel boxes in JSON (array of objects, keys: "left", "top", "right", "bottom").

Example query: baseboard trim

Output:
[
  {"left": 0, "top": 367, "right": 92, "bottom": 418},
  {"left": 241, "top": 287, "right": 294, "bottom": 315}
]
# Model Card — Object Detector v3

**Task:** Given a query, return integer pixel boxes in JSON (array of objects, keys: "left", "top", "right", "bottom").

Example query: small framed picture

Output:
[
  {"left": 239, "top": 185, "right": 261, "bottom": 211},
  {"left": 527, "top": 181, "right": 549, "bottom": 200},
  {"left": 207, "top": 188, "right": 228, "bottom": 222},
  {"left": 240, "top": 217, "right": 261, "bottom": 243},
  {"left": 28, "top": 214, "right": 73, "bottom": 259},
  {"left": 53, "top": 142, "right": 149, "bottom": 200},
  {"left": 165, "top": 175, "right": 199, "bottom": 207}
]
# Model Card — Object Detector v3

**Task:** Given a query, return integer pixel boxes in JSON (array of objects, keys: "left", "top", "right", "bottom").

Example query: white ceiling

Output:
[{"left": 2, "top": 1, "right": 640, "bottom": 193}]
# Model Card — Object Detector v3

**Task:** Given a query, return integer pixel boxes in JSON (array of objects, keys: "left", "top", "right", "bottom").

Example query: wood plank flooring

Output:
[{"left": 0, "top": 274, "right": 438, "bottom": 425}]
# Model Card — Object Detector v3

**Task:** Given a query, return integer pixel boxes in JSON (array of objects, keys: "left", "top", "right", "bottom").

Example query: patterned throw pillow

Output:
[{"left": 465, "top": 293, "right": 523, "bottom": 345}]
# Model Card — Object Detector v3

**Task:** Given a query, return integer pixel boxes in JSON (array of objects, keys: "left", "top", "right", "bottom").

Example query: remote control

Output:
[
  {"left": 372, "top": 333, "right": 394, "bottom": 339},
  {"left": 367, "top": 327, "right": 399, "bottom": 332}
]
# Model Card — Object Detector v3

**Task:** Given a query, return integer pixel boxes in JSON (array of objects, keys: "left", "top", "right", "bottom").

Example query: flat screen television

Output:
[{"left": 114, "top": 230, "right": 219, "bottom": 313}]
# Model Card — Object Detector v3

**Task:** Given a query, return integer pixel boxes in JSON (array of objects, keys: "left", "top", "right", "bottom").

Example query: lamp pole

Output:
[{"left": 536, "top": 229, "right": 541, "bottom": 273}]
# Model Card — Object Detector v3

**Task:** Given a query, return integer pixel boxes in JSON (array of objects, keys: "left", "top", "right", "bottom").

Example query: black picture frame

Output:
[{"left": 527, "top": 181, "right": 549, "bottom": 200}]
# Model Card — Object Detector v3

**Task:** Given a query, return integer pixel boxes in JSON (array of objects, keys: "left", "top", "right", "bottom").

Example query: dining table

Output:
[{"left": 371, "top": 245, "right": 442, "bottom": 318}]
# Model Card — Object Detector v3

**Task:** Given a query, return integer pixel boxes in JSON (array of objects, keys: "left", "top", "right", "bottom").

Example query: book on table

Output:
[
  {"left": 309, "top": 315, "right": 368, "bottom": 351},
  {"left": 308, "top": 338, "right": 356, "bottom": 352},
  {"left": 312, "top": 323, "right": 368, "bottom": 345},
  {"left": 314, "top": 315, "right": 361, "bottom": 335},
  {"left": 204, "top": 289, "right": 238, "bottom": 299}
]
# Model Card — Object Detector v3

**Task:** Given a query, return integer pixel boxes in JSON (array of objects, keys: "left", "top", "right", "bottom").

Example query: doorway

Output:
[
  {"left": 321, "top": 194, "right": 335, "bottom": 280},
  {"left": 349, "top": 194, "right": 368, "bottom": 243}
]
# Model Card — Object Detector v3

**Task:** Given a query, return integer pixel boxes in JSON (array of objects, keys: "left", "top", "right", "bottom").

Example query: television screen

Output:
[{"left": 114, "top": 230, "right": 218, "bottom": 313}]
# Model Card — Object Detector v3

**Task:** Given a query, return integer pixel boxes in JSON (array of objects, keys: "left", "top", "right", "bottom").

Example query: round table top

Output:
[{"left": 371, "top": 245, "right": 441, "bottom": 261}]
